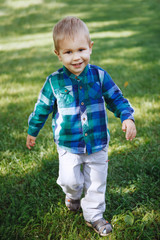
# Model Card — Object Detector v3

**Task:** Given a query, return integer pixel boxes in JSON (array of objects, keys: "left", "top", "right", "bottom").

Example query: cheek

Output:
[
  {"left": 60, "top": 56, "right": 68, "bottom": 64},
  {"left": 83, "top": 53, "right": 91, "bottom": 61}
]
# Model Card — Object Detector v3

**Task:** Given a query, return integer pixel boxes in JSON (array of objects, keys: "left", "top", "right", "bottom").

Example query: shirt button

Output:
[
  {"left": 81, "top": 102, "right": 84, "bottom": 105},
  {"left": 83, "top": 118, "right": 86, "bottom": 121},
  {"left": 85, "top": 133, "right": 88, "bottom": 136}
]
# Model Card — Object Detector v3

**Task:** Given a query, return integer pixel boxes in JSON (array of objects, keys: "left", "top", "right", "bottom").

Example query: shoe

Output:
[
  {"left": 65, "top": 196, "right": 80, "bottom": 212},
  {"left": 86, "top": 218, "right": 112, "bottom": 237}
]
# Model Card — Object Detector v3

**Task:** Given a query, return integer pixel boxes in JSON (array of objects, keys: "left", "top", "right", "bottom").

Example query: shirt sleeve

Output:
[
  {"left": 27, "top": 77, "right": 57, "bottom": 137},
  {"left": 102, "top": 71, "right": 134, "bottom": 123}
]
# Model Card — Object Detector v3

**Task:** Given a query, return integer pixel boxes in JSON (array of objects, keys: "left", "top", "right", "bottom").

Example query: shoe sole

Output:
[{"left": 86, "top": 221, "right": 111, "bottom": 237}]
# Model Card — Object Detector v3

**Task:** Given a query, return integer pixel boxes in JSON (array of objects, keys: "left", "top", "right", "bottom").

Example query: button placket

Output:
[
  {"left": 80, "top": 110, "right": 88, "bottom": 127},
  {"left": 78, "top": 80, "right": 89, "bottom": 141}
]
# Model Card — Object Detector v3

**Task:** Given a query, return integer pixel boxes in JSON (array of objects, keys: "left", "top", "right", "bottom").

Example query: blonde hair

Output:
[{"left": 53, "top": 16, "right": 91, "bottom": 51}]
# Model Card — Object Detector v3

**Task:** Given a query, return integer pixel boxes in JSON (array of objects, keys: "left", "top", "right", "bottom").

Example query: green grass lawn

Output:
[{"left": 0, "top": 0, "right": 160, "bottom": 239}]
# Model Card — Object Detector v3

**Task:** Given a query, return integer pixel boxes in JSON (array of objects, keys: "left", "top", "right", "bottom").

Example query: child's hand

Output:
[
  {"left": 122, "top": 119, "right": 136, "bottom": 141},
  {"left": 26, "top": 134, "right": 36, "bottom": 149}
]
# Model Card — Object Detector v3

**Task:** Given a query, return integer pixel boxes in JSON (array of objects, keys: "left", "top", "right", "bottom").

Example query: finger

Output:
[
  {"left": 122, "top": 122, "right": 126, "bottom": 132},
  {"left": 26, "top": 141, "right": 31, "bottom": 149},
  {"left": 131, "top": 128, "right": 137, "bottom": 140},
  {"left": 126, "top": 128, "right": 132, "bottom": 140},
  {"left": 26, "top": 139, "right": 34, "bottom": 149},
  {"left": 126, "top": 132, "right": 130, "bottom": 140},
  {"left": 30, "top": 142, "right": 35, "bottom": 147},
  {"left": 127, "top": 128, "right": 136, "bottom": 141}
]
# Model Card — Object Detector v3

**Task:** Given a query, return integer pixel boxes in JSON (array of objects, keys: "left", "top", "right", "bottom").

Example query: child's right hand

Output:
[{"left": 26, "top": 134, "right": 36, "bottom": 149}]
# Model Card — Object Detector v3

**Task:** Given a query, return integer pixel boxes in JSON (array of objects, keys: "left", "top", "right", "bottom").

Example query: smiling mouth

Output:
[{"left": 72, "top": 62, "right": 83, "bottom": 68}]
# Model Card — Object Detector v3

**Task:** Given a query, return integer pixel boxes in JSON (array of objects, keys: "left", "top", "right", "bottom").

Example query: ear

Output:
[
  {"left": 89, "top": 41, "right": 94, "bottom": 54},
  {"left": 54, "top": 50, "right": 62, "bottom": 61}
]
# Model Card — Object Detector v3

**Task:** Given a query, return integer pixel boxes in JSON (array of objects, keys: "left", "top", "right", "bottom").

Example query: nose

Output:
[{"left": 72, "top": 52, "right": 80, "bottom": 61}]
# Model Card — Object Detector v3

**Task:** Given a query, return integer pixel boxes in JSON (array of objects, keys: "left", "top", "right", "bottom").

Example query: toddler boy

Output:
[{"left": 26, "top": 16, "right": 136, "bottom": 237}]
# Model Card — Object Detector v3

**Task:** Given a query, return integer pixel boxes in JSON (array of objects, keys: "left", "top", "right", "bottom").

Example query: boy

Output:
[{"left": 26, "top": 16, "right": 136, "bottom": 237}]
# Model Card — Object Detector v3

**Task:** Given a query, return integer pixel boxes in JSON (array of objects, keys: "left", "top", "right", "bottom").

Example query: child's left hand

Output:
[{"left": 122, "top": 119, "right": 136, "bottom": 141}]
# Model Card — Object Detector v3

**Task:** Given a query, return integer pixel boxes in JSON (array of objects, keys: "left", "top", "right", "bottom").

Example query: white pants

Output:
[{"left": 57, "top": 146, "right": 109, "bottom": 222}]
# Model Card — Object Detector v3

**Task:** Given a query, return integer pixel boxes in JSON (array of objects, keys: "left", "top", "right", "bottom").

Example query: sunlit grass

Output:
[
  {"left": 110, "top": 184, "right": 137, "bottom": 195},
  {"left": 91, "top": 30, "right": 137, "bottom": 39},
  {"left": 0, "top": 32, "right": 52, "bottom": 51},
  {"left": 88, "top": 20, "right": 119, "bottom": 28},
  {"left": 5, "top": 0, "right": 67, "bottom": 9},
  {"left": 6, "top": 0, "right": 44, "bottom": 9}
]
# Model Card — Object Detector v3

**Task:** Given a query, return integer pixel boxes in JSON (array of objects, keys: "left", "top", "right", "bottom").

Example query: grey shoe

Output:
[
  {"left": 65, "top": 196, "right": 80, "bottom": 212},
  {"left": 86, "top": 218, "right": 112, "bottom": 236}
]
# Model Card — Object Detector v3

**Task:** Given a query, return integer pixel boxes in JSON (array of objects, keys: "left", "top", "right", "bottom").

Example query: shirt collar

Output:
[{"left": 63, "top": 65, "right": 89, "bottom": 81}]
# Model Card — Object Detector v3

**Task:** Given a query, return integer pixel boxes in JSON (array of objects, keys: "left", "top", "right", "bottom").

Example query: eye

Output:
[
  {"left": 65, "top": 51, "right": 72, "bottom": 54},
  {"left": 79, "top": 49, "right": 85, "bottom": 52}
]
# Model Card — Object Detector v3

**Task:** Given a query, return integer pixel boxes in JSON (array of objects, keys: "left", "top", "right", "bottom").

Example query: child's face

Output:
[{"left": 55, "top": 33, "right": 93, "bottom": 76}]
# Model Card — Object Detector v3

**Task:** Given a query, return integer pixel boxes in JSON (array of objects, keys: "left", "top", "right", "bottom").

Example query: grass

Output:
[{"left": 0, "top": 0, "right": 160, "bottom": 239}]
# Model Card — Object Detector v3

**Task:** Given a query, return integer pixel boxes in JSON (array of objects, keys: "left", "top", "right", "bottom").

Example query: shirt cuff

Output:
[
  {"left": 121, "top": 115, "right": 135, "bottom": 123},
  {"left": 27, "top": 127, "right": 39, "bottom": 137}
]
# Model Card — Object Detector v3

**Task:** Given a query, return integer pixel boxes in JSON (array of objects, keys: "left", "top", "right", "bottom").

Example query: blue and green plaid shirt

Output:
[{"left": 28, "top": 64, "right": 134, "bottom": 154}]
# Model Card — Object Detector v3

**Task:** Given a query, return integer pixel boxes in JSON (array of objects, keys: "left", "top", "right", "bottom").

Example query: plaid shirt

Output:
[{"left": 28, "top": 64, "right": 134, "bottom": 154}]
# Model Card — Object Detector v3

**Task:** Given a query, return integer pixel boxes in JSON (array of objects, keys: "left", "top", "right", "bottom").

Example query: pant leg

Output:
[
  {"left": 56, "top": 147, "right": 84, "bottom": 200},
  {"left": 81, "top": 146, "right": 109, "bottom": 222}
]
